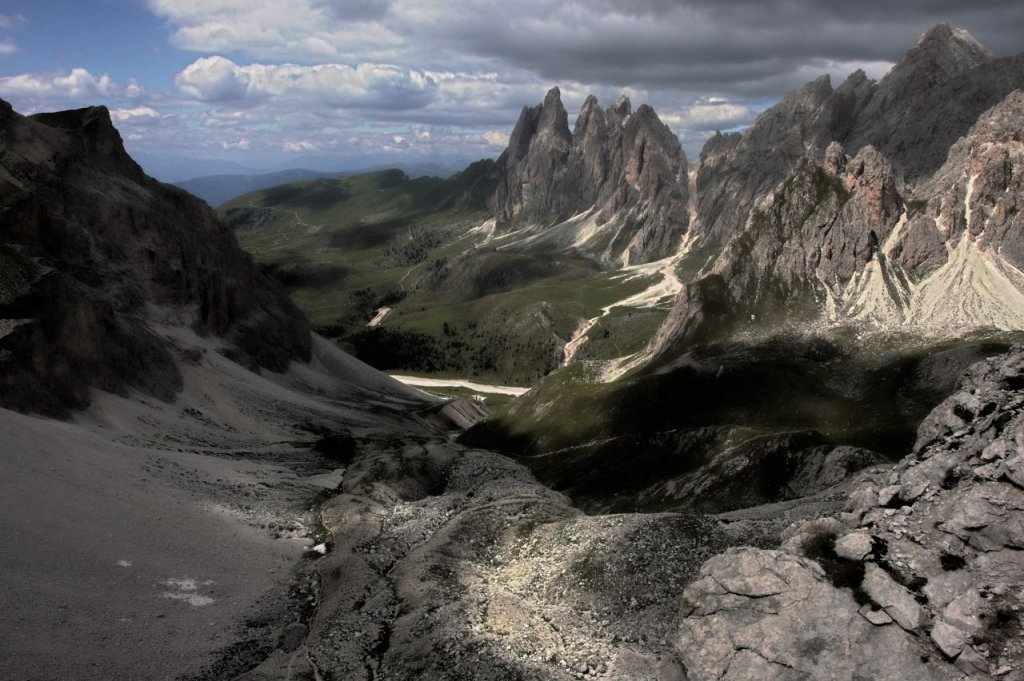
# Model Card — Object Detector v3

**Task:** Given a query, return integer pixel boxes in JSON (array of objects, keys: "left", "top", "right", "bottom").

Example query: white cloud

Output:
[
  {"left": 175, "top": 56, "right": 437, "bottom": 109},
  {"left": 148, "top": 0, "right": 401, "bottom": 62},
  {"left": 0, "top": 40, "right": 16, "bottom": 55},
  {"left": 662, "top": 99, "right": 755, "bottom": 132},
  {"left": 282, "top": 140, "right": 319, "bottom": 152},
  {"left": 124, "top": 80, "right": 145, "bottom": 99},
  {"left": 0, "top": 68, "right": 116, "bottom": 99},
  {"left": 110, "top": 106, "right": 162, "bottom": 123},
  {"left": 482, "top": 130, "right": 510, "bottom": 147}
]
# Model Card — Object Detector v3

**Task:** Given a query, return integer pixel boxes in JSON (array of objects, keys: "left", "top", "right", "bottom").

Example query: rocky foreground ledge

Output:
[
  {"left": 235, "top": 350, "right": 1024, "bottom": 680},
  {"left": 679, "top": 348, "right": 1024, "bottom": 681}
]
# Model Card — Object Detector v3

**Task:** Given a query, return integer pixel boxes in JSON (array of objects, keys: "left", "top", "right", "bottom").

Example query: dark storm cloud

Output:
[
  {"left": 320, "top": 0, "right": 393, "bottom": 22},
  {"left": 416, "top": 0, "right": 1024, "bottom": 96},
  {"left": 70, "top": 0, "right": 1024, "bottom": 163}
]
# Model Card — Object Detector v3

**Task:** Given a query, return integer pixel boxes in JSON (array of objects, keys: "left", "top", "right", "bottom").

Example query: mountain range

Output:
[
  {"left": 226, "top": 24, "right": 1024, "bottom": 391},
  {"left": 174, "top": 161, "right": 468, "bottom": 207},
  {"left": 482, "top": 24, "right": 1024, "bottom": 373},
  {"left": 3, "top": 21, "right": 1024, "bottom": 681}
]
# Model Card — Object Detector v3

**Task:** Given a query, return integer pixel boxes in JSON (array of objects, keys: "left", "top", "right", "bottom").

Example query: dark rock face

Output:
[
  {"left": 0, "top": 102, "right": 310, "bottom": 416},
  {"left": 677, "top": 347, "right": 1024, "bottom": 680},
  {"left": 653, "top": 25, "right": 1024, "bottom": 358},
  {"left": 492, "top": 88, "right": 689, "bottom": 264}
]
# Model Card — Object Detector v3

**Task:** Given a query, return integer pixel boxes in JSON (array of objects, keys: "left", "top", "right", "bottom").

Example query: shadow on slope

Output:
[{"left": 462, "top": 332, "right": 1022, "bottom": 511}]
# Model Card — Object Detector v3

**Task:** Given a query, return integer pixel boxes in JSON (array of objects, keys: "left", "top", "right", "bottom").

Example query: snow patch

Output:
[
  {"left": 368, "top": 306, "right": 391, "bottom": 328},
  {"left": 161, "top": 577, "right": 215, "bottom": 607},
  {"left": 389, "top": 375, "right": 530, "bottom": 397}
]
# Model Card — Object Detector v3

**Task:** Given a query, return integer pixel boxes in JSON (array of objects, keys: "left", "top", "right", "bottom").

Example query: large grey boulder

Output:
[{"left": 677, "top": 548, "right": 959, "bottom": 681}]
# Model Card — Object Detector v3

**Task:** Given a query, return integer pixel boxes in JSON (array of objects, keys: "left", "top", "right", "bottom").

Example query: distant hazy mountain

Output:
[
  {"left": 174, "top": 168, "right": 339, "bottom": 206},
  {"left": 129, "top": 151, "right": 262, "bottom": 183},
  {"left": 176, "top": 161, "right": 469, "bottom": 207}
]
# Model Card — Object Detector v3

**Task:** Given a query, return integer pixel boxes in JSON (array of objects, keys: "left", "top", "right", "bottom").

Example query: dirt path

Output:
[{"left": 561, "top": 239, "right": 693, "bottom": 366}]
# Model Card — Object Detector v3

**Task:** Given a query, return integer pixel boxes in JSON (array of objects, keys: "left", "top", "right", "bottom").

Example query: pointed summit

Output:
[
  {"left": 899, "top": 24, "right": 992, "bottom": 80},
  {"left": 537, "top": 86, "right": 570, "bottom": 138},
  {"left": 610, "top": 94, "right": 632, "bottom": 118},
  {"left": 543, "top": 86, "right": 562, "bottom": 106},
  {"left": 574, "top": 95, "right": 605, "bottom": 138},
  {"left": 915, "top": 23, "right": 987, "bottom": 52}
]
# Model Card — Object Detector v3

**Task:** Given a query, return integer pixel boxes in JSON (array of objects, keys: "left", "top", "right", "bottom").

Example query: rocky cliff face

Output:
[
  {"left": 653, "top": 25, "right": 1024, "bottom": 359},
  {"left": 0, "top": 100, "right": 310, "bottom": 416},
  {"left": 677, "top": 347, "right": 1024, "bottom": 680},
  {"left": 492, "top": 88, "right": 689, "bottom": 265}
]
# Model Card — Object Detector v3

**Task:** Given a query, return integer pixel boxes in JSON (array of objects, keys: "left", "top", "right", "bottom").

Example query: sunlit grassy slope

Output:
[{"left": 224, "top": 165, "right": 655, "bottom": 384}]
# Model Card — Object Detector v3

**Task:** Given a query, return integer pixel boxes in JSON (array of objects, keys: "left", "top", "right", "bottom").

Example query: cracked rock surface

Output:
[
  {"left": 244, "top": 438, "right": 736, "bottom": 680},
  {"left": 676, "top": 347, "right": 1024, "bottom": 681}
]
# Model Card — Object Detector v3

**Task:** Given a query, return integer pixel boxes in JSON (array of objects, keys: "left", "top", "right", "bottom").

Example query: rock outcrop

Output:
[
  {"left": 676, "top": 347, "right": 1024, "bottom": 680},
  {"left": 652, "top": 25, "right": 1024, "bottom": 359},
  {"left": 492, "top": 88, "right": 689, "bottom": 265},
  {"left": 0, "top": 100, "right": 310, "bottom": 416}
]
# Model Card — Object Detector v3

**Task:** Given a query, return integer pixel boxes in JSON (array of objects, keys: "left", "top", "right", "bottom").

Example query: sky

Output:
[{"left": 1, "top": 1, "right": 1023, "bottom": 179}]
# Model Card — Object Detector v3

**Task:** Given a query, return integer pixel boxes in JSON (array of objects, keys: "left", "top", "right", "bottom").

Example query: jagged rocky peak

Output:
[
  {"left": 0, "top": 98, "right": 310, "bottom": 416},
  {"left": 536, "top": 86, "right": 571, "bottom": 139},
  {"left": 859, "top": 23, "right": 991, "bottom": 114},
  {"left": 843, "top": 23, "right": 1021, "bottom": 178},
  {"left": 609, "top": 93, "right": 632, "bottom": 121},
  {"left": 491, "top": 89, "right": 689, "bottom": 264},
  {"left": 907, "top": 23, "right": 993, "bottom": 78},
  {"left": 644, "top": 25, "right": 1024, "bottom": 363}
]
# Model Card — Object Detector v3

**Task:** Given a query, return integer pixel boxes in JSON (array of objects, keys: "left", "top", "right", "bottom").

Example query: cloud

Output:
[
  {"left": 0, "top": 40, "right": 14, "bottom": 55},
  {"left": 149, "top": 0, "right": 1024, "bottom": 98},
  {"left": 0, "top": 68, "right": 117, "bottom": 99},
  {"left": 482, "top": 130, "right": 509, "bottom": 147},
  {"left": 175, "top": 56, "right": 437, "bottom": 109},
  {"left": 282, "top": 140, "right": 320, "bottom": 152},
  {"left": 110, "top": 106, "right": 162, "bottom": 123},
  {"left": 662, "top": 99, "right": 756, "bottom": 132},
  {"left": 148, "top": 0, "right": 402, "bottom": 62},
  {"left": 221, "top": 137, "right": 252, "bottom": 150},
  {"left": 401, "top": 1, "right": 1024, "bottom": 97}
]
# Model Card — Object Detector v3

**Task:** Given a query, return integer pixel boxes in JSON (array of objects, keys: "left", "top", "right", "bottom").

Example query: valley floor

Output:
[
  {"left": 0, "top": 330, "right": 438, "bottom": 681},
  {"left": 5, "top": 326, "right": 1022, "bottom": 681}
]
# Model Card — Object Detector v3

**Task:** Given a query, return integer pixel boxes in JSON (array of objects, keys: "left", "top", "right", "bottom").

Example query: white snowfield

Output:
[{"left": 389, "top": 374, "right": 531, "bottom": 396}]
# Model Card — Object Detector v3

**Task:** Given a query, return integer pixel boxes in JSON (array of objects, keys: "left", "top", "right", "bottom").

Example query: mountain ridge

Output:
[
  {"left": 643, "top": 25, "right": 1024, "bottom": 365},
  {"left": 0, "top": 100, "right": 312, "bottom": 415}
]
